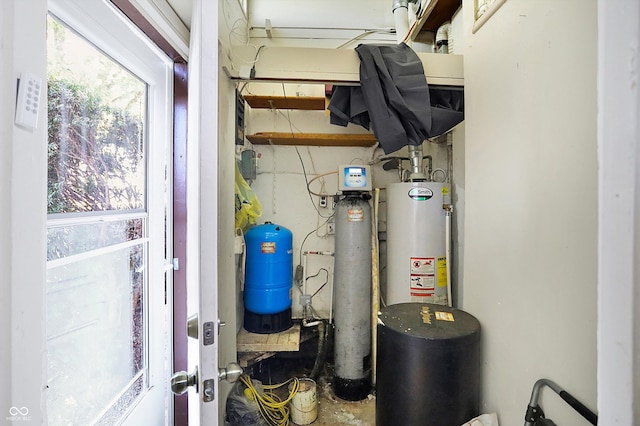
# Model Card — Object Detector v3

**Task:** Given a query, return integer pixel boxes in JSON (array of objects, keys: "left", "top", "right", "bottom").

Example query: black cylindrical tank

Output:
[{"left": 376, "top": 303, "right": 481, "bottom": 426}]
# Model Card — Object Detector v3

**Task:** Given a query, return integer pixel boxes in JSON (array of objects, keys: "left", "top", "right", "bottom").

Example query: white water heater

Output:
[{"left": 386, "top": 181, "right": 448, "bottom": 305}]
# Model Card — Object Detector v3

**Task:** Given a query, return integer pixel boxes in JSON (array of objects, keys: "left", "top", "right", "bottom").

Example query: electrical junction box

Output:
[
  {"left": 338, "top": 165, "right": 372, "bottom": 192},
  {"left": 240, "top": 149, "right": 257, "bottom": 180}
]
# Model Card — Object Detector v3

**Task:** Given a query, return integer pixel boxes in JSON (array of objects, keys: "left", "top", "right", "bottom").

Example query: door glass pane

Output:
[
  {"left": 46, "top": 245, "right": 145, "bottom": 425},
  {"left": 47, "top": 218, "right": 144, "bottom": 261},
  {"left": 47, "top": 14, "right": 146, "bottom": 214},
  {"left": 46, "top": 13, "right": 153, "bottom": 425}
]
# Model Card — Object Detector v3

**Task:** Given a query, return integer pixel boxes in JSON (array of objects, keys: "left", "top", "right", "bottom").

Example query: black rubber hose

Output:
[{"left": 309, "top": 321, "right": 328, "bottom": 380}]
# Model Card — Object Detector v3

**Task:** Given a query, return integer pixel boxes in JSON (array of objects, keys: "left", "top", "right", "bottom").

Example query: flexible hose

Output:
[
  {"left": 240, "top": 374, "right": 299, "bottom": 426},
  {"left": 309, "top": 321, "right": 328, "bottom": 380}
]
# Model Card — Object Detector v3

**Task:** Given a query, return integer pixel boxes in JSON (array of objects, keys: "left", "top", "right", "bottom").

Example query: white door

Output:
[
  {"left": 45, "top": 1, "right": 173, "bottom": 424},
  {"left": 172, "top": 0, "right": 223, "bottom": 423}
]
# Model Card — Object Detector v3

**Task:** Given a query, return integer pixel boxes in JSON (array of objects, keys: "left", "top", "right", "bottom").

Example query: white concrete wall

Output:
[
  {"left": 461, "top": 0, "right": 597, "bottom": 424},
  {"left": 0, "top": 0, "right": 48, "bottom": 423}
]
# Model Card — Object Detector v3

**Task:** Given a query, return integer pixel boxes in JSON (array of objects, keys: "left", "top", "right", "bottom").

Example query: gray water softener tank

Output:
[
  {"left": 333, "top": 194, "right": 372, "bottom": 401},
  {"left": 376, "top": 303, "right": 481, "bottom": 426}
]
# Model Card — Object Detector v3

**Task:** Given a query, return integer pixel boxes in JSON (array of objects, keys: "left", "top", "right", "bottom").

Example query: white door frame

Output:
[
  {"left": 3, "top": 0, "right": 48, "bottom": 423},
  {"left": 597, "top": 0, "right": 640, "bottom": 423}
]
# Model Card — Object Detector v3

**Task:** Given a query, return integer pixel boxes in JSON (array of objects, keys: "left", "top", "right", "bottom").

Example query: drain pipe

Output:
[
  {"left": 309, "top": 321, "right": 328, "bottom": 380},
  {"left": 436, "top": 21, "right": 452, "bottom": 54},
  {"left": 392, "top": 0, "right": 410, "bottom": 44}
]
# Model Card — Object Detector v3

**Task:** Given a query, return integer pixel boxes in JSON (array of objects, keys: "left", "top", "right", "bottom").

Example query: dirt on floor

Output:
[{"left": 307, "top": 375, "right": 375, "bottom": 426}]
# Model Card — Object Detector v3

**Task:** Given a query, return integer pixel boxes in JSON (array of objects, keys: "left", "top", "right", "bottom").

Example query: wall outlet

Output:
[
  {"left": 327, "top": 222, "right": 335, "bottom": 235},
  {"left": 319, "top": 195, "right": 327, "bottom": 208}
]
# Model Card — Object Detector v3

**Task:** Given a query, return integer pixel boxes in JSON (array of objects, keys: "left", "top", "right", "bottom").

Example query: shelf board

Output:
[
  {"left": 408, "top": 0, "right": 462, "bottom": 40},
  {"left": 223, "top": 47, "right": 463, "bottom": 87},
  {"left": 243, "top": 95, "right": 326, "bottom": 110},
  {"left": 246, "top": 132, "right": 377, "bottom": 147}
]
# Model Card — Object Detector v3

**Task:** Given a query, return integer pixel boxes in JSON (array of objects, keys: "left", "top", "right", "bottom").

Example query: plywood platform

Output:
[
  {"left": 237, "top": 324, "right": 301, "bottom": 353},
  {"left": 237, "top": 324, "right": 302, "bottom": 368}
]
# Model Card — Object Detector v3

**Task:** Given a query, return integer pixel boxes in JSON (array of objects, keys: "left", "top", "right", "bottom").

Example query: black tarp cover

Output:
[{"left": 328, "top": 43, "right": 464, "bottom": 154}]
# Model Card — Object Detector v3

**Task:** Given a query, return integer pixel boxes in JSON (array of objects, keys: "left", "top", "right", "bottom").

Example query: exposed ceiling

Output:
[
  {"left": 166, "top": 0, "right": 398, "bottom": 33},
  {"left": 166, "top": 0, "right": 192, "bottom": 28}
]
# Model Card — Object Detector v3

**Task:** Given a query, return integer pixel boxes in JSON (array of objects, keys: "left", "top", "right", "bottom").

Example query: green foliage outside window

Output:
[{"left": 47, "top": 77, "right": 145, "bottom": 214}]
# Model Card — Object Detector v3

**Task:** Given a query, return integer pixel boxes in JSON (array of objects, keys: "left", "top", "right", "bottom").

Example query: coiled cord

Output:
[{"left": 240, "top": 374, "right": 300, "bottom": 426}]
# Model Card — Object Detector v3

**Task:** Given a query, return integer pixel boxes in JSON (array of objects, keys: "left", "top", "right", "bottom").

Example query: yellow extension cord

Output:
[{"left": 240, "top": 374, "right": 300, "bottom": 426}]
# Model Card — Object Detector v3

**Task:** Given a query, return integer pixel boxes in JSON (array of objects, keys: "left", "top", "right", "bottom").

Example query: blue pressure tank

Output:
[{"left": 243, "top": 222, "right": 293, "bottom": 334}]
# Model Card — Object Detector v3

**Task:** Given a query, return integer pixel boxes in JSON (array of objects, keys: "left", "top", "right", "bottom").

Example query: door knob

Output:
[
  {"left": 171, "top": 366, "right": 198, "bottom": 395},
  {"left": 218, "top": 362, "right": 243, "bottom": 383}
]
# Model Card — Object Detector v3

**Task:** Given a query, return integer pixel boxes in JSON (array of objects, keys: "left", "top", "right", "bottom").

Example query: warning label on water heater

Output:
[
  {"left": 411, "top": 258, "right": 435, "bottom": 274},
  {"left": 410, "top": 257, "right": 435, "bottom": 296}
]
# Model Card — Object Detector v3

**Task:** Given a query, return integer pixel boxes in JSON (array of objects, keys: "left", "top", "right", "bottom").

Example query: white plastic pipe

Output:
[
  {"left": 435, "top": 22, "right": 452, "bottom": 54},
  {"left": 392, "top": 0, "right": 410, "bottom": 44}
]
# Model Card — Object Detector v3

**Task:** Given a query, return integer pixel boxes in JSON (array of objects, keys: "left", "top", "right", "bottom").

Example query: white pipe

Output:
[
  {"left": 435, "top": 22, "right": 451, "bottom": 54},
  {"left": 392, "top": 0, "right": 410, "bottom": 44},
  {"left": 445, "top": 208, "right": 453, "bottom": 307}
]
